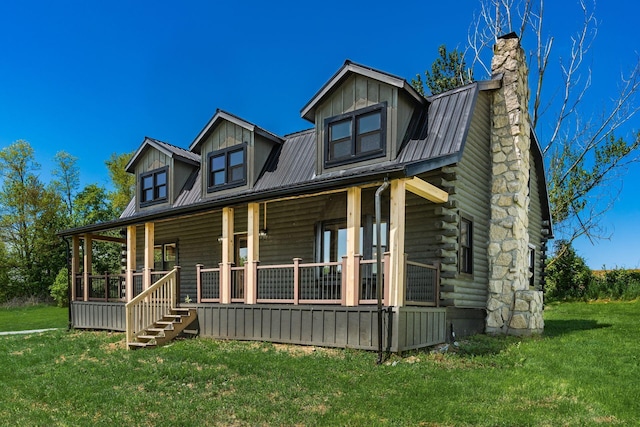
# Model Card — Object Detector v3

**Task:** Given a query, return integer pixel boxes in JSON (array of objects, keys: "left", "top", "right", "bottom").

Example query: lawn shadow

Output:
[{"left": 543, "top": 319, "right": 612, "bottom": 338}]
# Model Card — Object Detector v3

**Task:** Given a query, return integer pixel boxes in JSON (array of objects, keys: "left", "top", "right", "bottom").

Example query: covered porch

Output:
[{"left": 69, "top": 177, "right": 449, "bottom": 351}]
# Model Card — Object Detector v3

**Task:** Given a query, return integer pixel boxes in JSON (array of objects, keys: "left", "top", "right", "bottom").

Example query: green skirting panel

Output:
[
  {"left": 69, "top": 302, "right": 447, "bottom": 352},
  {"left": 71, "top": 301, "right": 126, "bottom": 331},
  {"left": 194, "top": 304, "right": 447, "bottom": 352}
]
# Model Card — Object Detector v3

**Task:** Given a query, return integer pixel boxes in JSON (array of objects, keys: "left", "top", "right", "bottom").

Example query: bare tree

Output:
[{"left": 468, "top": 0, "right": 640, "bottom": 249}]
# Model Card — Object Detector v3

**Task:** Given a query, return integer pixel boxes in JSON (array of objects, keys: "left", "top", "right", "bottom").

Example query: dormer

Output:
[
  {"left": 300, "top": 60, "right": 426, "bottom": 176},
  {"left": 125, "top": 137, "right": 200, "bottom": 212},
  {"left": 189, "top": 109, "right": 283, "bottom": 198}
]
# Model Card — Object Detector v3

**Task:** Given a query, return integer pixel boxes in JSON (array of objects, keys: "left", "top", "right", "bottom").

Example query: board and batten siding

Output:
[
  {"left": 134, "top": 149, "right": 171, "bottom": 212},
  {"left": 314, "top": 74, "right": 408, "bottom": 175},
  {"left": 442, "top": 91, "right": 492, "bottom": 308},
  {"left": 200, "top": 121, "right": 253, "bottom": 198}
]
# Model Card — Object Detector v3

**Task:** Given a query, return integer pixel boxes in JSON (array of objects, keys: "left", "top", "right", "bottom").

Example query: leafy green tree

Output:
[
  {"left": 52, "top": 151, "right": 79, "bottom": 226},
  {"left": 73, "top": 184, "right": 115, "bottom": 226},
  {"left": 0, "top": 141, "right": 66, "bottom": 300},
  {"left": 74, "top": 184, "right": 121, "bottom": 274},
  {"left": 105, "top": 151, "right": 135, "bottom": 215},
  {"left": 412, "top": 45, "right": 474, "bottom": 96}
]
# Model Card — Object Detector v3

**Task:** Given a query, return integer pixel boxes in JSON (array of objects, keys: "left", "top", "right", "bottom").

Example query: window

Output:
[
  {"left": 317, "top": 220, "right": 388, "bottom": 264},
  {"left": 529, "top": 245, "right": 536, "bottom": 287},
  {"left": 324, "top": 103, "right": 386, "bottom": 166},
  {"left": 207, "top": 145, "right": 246, "bottom": 191},
  {"left": 140, "top": 167, "right": 168, "bottom": 206},
  {"left": 459, "top": 217, "right": 473, "bottom": 274},
  {"left": 154, "top": 243, "right": 176, "bottom": 271}
]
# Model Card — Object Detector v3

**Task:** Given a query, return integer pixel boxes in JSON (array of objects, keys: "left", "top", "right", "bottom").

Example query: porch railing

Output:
[
  {"left": 405, "top": 261, "right": 440, "bottom": 306},
  {"left": 73, "top": 273, "right": 126, "bottom": 302},
  {"left": 197, "top": 256, "right": 400, "bottom": 305},
  {"left": 125, "top": 267, "right": 180, "bottom": 344},
  {"left": 73, "top": 270, "right": 172, "bottom": 302}
]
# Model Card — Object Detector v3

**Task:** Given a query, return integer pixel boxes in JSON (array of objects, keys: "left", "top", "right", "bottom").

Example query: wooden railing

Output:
[
  {"left": 405, "top": 261, "right": 440, "bottom": 306},
  {"left": 125, "top": 267, "right": 180, "bottom": 344},
  {"left": 197, "top": 256, "right": 401, "bottom": 305}
]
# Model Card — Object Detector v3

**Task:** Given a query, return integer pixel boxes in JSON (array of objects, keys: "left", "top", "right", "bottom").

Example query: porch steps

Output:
[{"left": 127, "top": 308, "right": 197, "bottom": 350}]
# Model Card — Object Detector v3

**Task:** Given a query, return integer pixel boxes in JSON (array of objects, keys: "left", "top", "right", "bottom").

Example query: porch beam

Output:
[
  {"left": 71, "top": 235, "right": 80, "bottom": 301},
  {"left": 345, "top": 186, "right": 361, "bottom": 306},
  {"left": 246, "top": 203, "right": 259, "bottom": 304},
  {"left": 86, "top": 233, "right": 126, "bottom": 244},
  {"left": 144, "top": 222, "right": 154, "bottom": 290},
  {"left": 220, "top": 207, "right": 234, "bottom": 304},
  {"left": 126, "top": 225, "right": 136, "bottom": 301},
  {"left": 388, "top": 179, "right": 406, "bottom": 307},
  {"left": 405, "top": 177, "right": 448, "bottom": 203},
  {"left": 83, "top": 234, "right": 92, "bottom": 301}
]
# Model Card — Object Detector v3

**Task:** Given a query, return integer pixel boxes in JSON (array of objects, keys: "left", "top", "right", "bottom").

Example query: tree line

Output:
[{"left": 0, "top": 140, "right": 134, "bottom": 303}]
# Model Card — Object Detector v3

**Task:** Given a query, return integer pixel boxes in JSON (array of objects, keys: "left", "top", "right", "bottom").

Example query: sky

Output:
[{"left": 0, "top": 0, "right": 638, "bottom": 269}]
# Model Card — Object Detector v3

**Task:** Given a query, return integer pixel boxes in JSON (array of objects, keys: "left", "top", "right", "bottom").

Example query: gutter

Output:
[
  {"left": 58, "top": 167, "right": 408, "bottom": 237},
  {"left": 375, "top": 178, "right": 389, "bottom": 364}
]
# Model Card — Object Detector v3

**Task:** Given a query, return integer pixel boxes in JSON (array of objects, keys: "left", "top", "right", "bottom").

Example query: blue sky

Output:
[{"left": 1, "top": 0, "right": 638, "bottom": 269}]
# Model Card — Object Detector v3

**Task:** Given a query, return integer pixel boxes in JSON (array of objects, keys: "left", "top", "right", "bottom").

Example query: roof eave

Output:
[
  {"left": 300, "top": 60, "right": 426, "bottom": 122},
  {"left": 189, "top": 110, "right": 283, "bottom": 153}
]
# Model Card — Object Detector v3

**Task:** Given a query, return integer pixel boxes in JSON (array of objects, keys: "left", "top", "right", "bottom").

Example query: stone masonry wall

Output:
[{"left": 486, "top": 34, "right": 543, "bottom": 335}]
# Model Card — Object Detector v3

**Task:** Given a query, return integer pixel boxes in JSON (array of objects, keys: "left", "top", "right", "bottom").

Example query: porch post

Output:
[
  {"left": 71, "top": 235, "right": 80, "bottom": 301},
  {"left": 221, "top": 207, "right": 234, "bottom": 304},
  {"left": 388, "top": 179, "right": 406, "bottom": 307},
  {"left": 82, "top": 234, "right": 92, "bottom": 301},
  {"left": 345, "top": 186, "right": 361, "bottom": 306},
  {"left": 246, "top": 202, "right": 259, "bottom": 304},
  {"left": 126, "top": 225, "right": 136, "bottom": 301},
  {"left": 144, "top": 222, "right": 154, "bottom": 290}
]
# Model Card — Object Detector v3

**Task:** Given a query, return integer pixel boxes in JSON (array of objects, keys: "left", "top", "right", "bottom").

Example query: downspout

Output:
[
  {"left": 375, "top": 178, "right": 389, "bottom": 364},
  {"left": 62, "top": 236, "right": 72, "bottom": 331}
]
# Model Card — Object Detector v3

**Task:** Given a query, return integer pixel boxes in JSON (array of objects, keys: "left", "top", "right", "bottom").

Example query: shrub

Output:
[
  {"left": 587, "top": 268, "right": 640, "bottom": 300},
  {"left": 545, "top": 241, "right": 593, "bottom": 301},
  {"left": 50, "top": 267, "right": 69, "bottom": 307}
]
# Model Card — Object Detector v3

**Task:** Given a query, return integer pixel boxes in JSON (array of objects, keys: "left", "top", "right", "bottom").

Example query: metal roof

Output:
[
  {"left": 189, "top": 109, "right": 284, "bottom": 154},
  {"left": 125, "top": 137, "right": 200, "bottom": 173},
  {"left": 300, "top": 60, "right": 425, "bottom": 122},
  {"left": 60, "top": 70, "right": 551, "bottom": 236}
]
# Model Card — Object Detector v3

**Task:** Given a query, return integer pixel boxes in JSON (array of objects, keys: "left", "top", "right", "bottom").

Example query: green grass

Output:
[
  {"left": 1, "top": 301, "right": 638, "bottom": 426},
  {"left": 0, "top": 304, "right": 68, "bottom": 332}
]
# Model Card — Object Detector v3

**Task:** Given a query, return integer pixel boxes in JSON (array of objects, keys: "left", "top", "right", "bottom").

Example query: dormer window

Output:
[
  {"left": 140, "top": 167, "right": 168, "bottom": 207},
  {"left": 325, "top": 102, "right": 387, "bottom": 167},
  {"left": 207, "top": 145, "right": 247, "bottom": 192}
]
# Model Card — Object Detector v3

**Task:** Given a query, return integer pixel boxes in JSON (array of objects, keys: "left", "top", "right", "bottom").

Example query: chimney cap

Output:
[{"left": 498, "top": 32, "right": 519, "bottom": 40}]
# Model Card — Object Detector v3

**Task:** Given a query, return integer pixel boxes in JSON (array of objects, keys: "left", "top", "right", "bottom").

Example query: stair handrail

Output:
[{"left": 125, "top": 267, "right": 180, "bottom": 344}]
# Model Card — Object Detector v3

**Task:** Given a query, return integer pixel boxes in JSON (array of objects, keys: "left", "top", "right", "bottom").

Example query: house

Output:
[{"left": 60, "top": 33, "right": 552, "bottom": 351}]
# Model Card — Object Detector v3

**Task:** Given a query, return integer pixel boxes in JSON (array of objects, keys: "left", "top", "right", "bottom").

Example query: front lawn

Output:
[
  {"left": 0, "top": 301, "right": 637, "bottom": 425},
  {"left": 0, "top": 304, "right": 67, "bottom": 332}
]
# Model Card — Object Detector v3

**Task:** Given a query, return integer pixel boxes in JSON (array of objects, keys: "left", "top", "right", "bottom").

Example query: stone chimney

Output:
[{"left": 486, "top": 33, "right": 543, "bottom": 335}]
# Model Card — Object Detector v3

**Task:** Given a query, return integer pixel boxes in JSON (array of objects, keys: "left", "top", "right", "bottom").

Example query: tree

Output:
[
  {"left": 52, "top": 151, "right": 80, "bottom": 225},
  {"left": 0, "top": 141, "right": 66, "bottom": 299},
  {"left": 74, "top": 184, "right": 121, "bottom": 275},
  {"left": 412, "top": 45, "right": 474, "bottom": 96},
  {"left": 545, "top": 240, "right": 593, "bottom": 300},
  {"left": 465, "top": 0, "right": 640, "bottom": 251},
  {"left": 73, "top": 183, "right": 115, "bottom": 226},
  {"left": 105, "top": 151, "right": 135, "bottom": 215}
]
